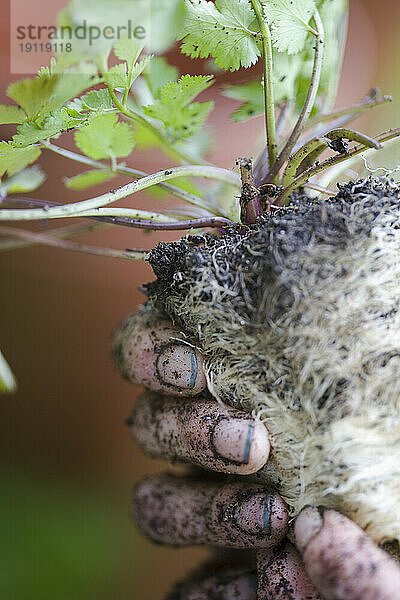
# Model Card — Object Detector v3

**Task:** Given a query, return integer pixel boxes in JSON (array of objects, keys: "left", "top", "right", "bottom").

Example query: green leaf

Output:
[
  {"left": 0, "top": 166, "right": 46, "bottom": 195},
  {"left": 12, "top": 108, "right": 86, "bottom": 147},
  {"left": 0, "top": 350, "right": 17, "bottom": 394},
  {"left": 263, "top": 0, "right": 316, "bottom": 54},
  {"left": 74, "top": 113, "right": 134, "bottom": 160},
  {"left": 127, "top": 56, "right": 152, "bottom": 85},
  {"left": 7, "top": 62, "right": 101, "bottom": 120},
  {"left": 114, "top": 38, "right": 144, "bottom": 65},
  {"left": 7, "top": 77, "right": 58, "bottom": 121},
  {"left": 154, "top": 75, "right": 214, "bottom": 107},
  {"left": 64, "top": 169, "right": 115, "bottom": 190},
  {"left": 0, "top": 105, "right": 26, "bottom": 125},
  {"left": 104, "top": 64, "right": 128, "bottom": 89},
  {"left": 180, "top": 0, "right": 261, "bottom": 71},
  {"left": 143, "top": 75, "right": 214, "bottom": 140},
  {"left": 104, "top": 55, "right": 151, "bottom": 94},
  {"left": 144, "top": 57, "right": 179, "bottom": 98},
  {"left": 0, "top": 143, "right": 41, "bottom": 178},
  {"left": 71, "top": 89, "right": 114, "bottom": 112}
]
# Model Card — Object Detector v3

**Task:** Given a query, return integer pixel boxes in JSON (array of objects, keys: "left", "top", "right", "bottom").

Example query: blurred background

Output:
[{"left": 0, "top": 0, "right": 399, "bottom": 598}]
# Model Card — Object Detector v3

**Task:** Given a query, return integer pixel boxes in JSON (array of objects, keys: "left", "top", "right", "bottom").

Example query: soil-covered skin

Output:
[{"left": 143, "top": 177, "right": 400, "bottom": 544}]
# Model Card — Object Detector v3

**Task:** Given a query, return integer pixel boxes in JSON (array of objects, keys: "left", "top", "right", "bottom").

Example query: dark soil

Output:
[{"left": 144, "top": 178, "right": 400, "bottom": 329}]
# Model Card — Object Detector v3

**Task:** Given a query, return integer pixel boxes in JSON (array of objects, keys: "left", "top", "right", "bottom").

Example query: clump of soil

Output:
[{"left": 144, "top": 177, "right": 400, "bottom": 544}]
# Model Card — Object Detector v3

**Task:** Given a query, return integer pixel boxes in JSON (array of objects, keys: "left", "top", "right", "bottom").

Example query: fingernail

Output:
[
  {"left": 295, "top": 507, "right": 323, "bottom": 553},
  {"left": 232, "top": 493, "right": 273, "bottom": 536},
  {"left": 211, "top": 419, "right": 255, "bottom": 465},
  {"left": 156, "top": 343, "right": 205, "bottom": 392}
]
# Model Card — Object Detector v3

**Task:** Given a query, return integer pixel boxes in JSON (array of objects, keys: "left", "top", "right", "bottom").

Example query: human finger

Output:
[
  {"left": 165, "top": 565, "right": 256, "bottom": 600},
  {"left": 128, "top": 392, "right": 270, "bottom": 475},
  {"left": 112, "top": 310, "right": 207, "bottom": 396},
  {"left": 132, "top": 474, "right": 288, "bottom": 549},
  {"left": 295, "top": 507, "right": 400, "bottom": 600},
  {"left": 257, "top": 542, "right": 321, "bottom": 599}
]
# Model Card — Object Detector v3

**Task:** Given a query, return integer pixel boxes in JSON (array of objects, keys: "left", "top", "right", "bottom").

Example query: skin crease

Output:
[
  {"left": 132, "top": 475, "right": 288, "bottom": 549},
  {"left": 128, "top": 392, "right": 270, "bottom": 475},
  {"left": 114, "top": 310, "right": 400, "bottom": 599}
]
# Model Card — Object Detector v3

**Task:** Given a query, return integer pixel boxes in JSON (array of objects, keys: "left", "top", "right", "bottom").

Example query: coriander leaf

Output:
[
  {"left": 72, "top": 89, "right": 114, "bottom": 112},
  {"left": 104, "top": 64, "right": 128, "bottom": 89},
  {"left": 144, "top": 57, "right": 179, "bottom": 98},
  {"left": 0, "top": 143, "right": 41, "bottom": 178},
  {"left": 143, "top": 75, "right": 214, "bottom": 140},
  {"left": 262, "top": 0, "right": 316, "bottom": 54},
  {"left": 104, "top": 56, "right": 151, "bottom": 93},
  {"left": 0, "top": 166, "right": 46, "bottom": 195},
  {"left": 114, "top": 38, "right": 144, "bottom": 65},
  {"left": 0, "top": 105, "right": 26, "bottom": 125},
  {"left": 0, "top": 349, "right": 17, "bottom": 394},
  {"left": 12, "top": 108, "right": 86, "bottom": 147},
  {"left": 64, "top": 169, "right": 115, "bottom": 190},
  {"left": 7, "top": 63, "right": 100, "bottom": 120},
  {"left": 154, "top": 75, "right": 214, "bottom": 106},
  {"left": 127, "top": 56, "right": 152, "bottom": 86},
  {"left": 180, "top": 0, "right": 261, "bottom": 71},
  {"left": 74, "top": 113, "right": 134, "bottom": 160},
  {"left": 7, "top": 77, "right": 58, "bottom": 121}
]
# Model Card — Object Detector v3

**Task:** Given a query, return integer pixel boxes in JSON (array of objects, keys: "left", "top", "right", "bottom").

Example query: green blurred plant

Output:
[{"left": 0, "top": 470, "right": 144, "bottom": 600}]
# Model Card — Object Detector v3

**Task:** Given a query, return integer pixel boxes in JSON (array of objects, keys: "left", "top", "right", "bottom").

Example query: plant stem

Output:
[
  {"left": 40, "top": 141, "right": 221, "bottom": 215},
  {"left": 281, "top": 136, "right": 330, "bottom": 187},
  {"left": 264, "top": 9, "right": 325, "bottom": 184},
  {"left": 277, "top": 127, "right": 400, "bottom": 205},
  {"left": 250, "top": 0, "right": 277, "bottom": 169},
  {"left": 305, "top": 95, "right": 392, "bottom": 130},
  {"left": 0, "top": 226, "right": 147, "bottom": 260},
  {"left": 303, "top": 182, "right": 336, "bottom": 196},
  {"left": 91, "top": 215, "right": 233, "bottom": 230},
  {"left": 282, "top": 129, "right": 381, "bottom": 187},
  {"left": 0, "top": 220, "right": 106, "bottom": 251},
  {"left": 0, "top": 165, "right": 241, "bottom": 222},
  {"left": 4, "top": 197, "right": 232, "bottom": 231},
  {"left": 325, "top": 128, "right": 381, "bottom": 149},
  {"left": 237, "top": 157, "right": 262, "bottom": 223},
  {"left": 318, "top": 134, "right": 400, "bottom": 189}
]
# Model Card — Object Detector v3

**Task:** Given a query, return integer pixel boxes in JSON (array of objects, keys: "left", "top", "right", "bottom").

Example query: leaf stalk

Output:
[{"left": 250, "top": 0, "right": 277, "bottom": 169}]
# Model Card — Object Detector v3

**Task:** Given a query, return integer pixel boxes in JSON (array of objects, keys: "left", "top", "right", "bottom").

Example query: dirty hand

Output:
[{"left": 113, "top": 310, "right": 400, "bottom": 600}]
